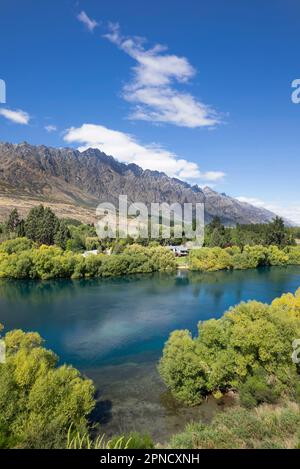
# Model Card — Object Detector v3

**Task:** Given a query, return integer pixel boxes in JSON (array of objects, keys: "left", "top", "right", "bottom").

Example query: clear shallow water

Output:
[{"left": 1, "top": 266, "right": 300, "bottom": 441}]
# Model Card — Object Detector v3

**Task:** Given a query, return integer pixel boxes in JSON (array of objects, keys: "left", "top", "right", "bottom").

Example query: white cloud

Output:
[
  {"left": 77, "top": 11, "right": 98, "bottom": 32},
  {"left": 0, "top": 108, "right": 30, "bottom": 124},
  {"left": 103, "top": 23, "right": 220, "bottom": 128},
  {"left": 45, "top": 124, "right": 57, "bottom": 133},
  {"left": 64, "top": 123, "right": 225, "bottom": 183},
  {"left": 237, "top": 196, "right": 300, "bottom": 225}
]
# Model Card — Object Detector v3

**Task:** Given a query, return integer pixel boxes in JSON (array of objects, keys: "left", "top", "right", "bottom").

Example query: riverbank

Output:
[
  {"left": 2, "top": 237, "right": 300, "bottom": 280},
  {"left": 188, "top": 245, "right": 300, "bottom": 272},
  {"left": 0, "top": 240, "right": 176, "bottom": 280}
]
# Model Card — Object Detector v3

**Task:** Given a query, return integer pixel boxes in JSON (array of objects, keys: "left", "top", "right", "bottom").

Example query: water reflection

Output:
[{"left": 1, "top": 267, "right": 300, "bottom": 367}]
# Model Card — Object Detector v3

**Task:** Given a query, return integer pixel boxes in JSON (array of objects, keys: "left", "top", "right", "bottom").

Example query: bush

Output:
[
  {"left": 188, "top": 245, "right": 300, "bottom": 272},
  {"left": 189, "top": 247, "right": 232, "bottom": 272},
  {"left": 239, "top": 368, "right": 280, "bottom": 408},
  {"left": 232, "top": 245, "right": 267, "bottom": 269},
  {"left": 159, "top": 291, "right": 300, "bottom": 405},
  {"left": 285, "top": 246, "right": 300, "bottom": 265},
  {"left": 0, "top": 325, "right": 95, "bottom": 448},
  {"left": 0, "top": 237, "right": 34, "bottom": 254},
  {"left": 266, "top": 245, "right": 289, "bottom": 265},
  {"left": 0, "top": 243, "right": 176, "bottom": 279}
]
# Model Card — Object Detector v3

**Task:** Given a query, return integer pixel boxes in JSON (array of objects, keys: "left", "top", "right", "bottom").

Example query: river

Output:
[{"left": 1, "top": 266, "right": 300, "bottom": 442}]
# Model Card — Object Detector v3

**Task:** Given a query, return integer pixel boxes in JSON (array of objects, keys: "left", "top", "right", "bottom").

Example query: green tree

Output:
[
  {"left": 25, "top": 205, "right": 59, "bottom": 245},
  {"left": 267, "top": 217, "right": 287, "bottom": 247},
  {"left": 0, "top": 325, "right": 95, "bottom": 448},
  {"left": 6, "top": 209, "right": 22, "bottom": 234},
  {"left": 208, "top": 216, "right": 223, "bottom": 232},
  {"left": 209, "top": 228, "right": 225, "bottom": 247},
  {"left": 54, "top": 221, "right": 70, "bottom": 249}
]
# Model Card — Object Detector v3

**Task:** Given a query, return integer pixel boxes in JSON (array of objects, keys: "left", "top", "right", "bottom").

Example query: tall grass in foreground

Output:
[{"left": 66, "top": 426, "right": 132, "bottom": 449}]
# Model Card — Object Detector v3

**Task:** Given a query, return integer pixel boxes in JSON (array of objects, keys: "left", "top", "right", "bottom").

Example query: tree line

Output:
[
  {"left": 0, "top": 241, "right": 176, "bottom": 280},
  {"left": 1, "top": 207, "right": 297, "bottom": 252}
]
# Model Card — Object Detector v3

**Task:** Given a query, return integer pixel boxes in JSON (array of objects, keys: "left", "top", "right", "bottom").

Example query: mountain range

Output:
[{"left": 0, "top": 141, "right": 282, "bottom": 226}]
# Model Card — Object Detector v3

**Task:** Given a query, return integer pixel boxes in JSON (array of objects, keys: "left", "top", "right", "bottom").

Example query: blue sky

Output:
[{"left": 0, "top": 0, "right": 300, "bottom": 221}]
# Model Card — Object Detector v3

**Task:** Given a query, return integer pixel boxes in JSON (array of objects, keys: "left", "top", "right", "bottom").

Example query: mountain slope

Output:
[{"left": 0, "top": 141, "right": 279, "bottom": 225}]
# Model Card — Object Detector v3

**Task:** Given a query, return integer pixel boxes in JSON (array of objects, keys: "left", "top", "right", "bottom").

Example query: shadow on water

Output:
[{"left": 90, "top": 399, "right": 113, "bottom": 426}]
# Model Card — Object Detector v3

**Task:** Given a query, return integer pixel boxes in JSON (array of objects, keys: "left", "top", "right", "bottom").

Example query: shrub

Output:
[
  {"left": 0, "top": 325, "right": 95, "bottom": 448},
  {"left": 239, "top": 368, "right": 280, "bottom": 408},
  {"left": 0, "top": 244, "right": 176, "bottom": 279},
  {"left": 159, "top": 291, "right": 300, "bottom": 405},
  {"left": 189, "top": 247, "right": 232, "bottom": 272},
  {"left": 188, "top": 244, "right": 300, "bottom": 272},
  {"left": 232, "top": 245, "right": 267, "bottom": 269},
  {"left": 266, "top": 245, "right": 289, "bottom": 265},
  {"left": 285, "top": 246, "right": 300, "bottom": 265},
  {"left": 0, "top": 237, "right": 34, "bottom": 254}
]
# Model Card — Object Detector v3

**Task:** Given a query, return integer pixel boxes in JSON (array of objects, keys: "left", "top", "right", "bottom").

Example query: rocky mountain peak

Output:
[{"left": 0, "top": 141, "right": 282, "bottom": 225}]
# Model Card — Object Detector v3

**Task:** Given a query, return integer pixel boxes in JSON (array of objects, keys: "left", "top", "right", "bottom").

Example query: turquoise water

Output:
[{"left": 1, "top": 266, "right": 300, "bottom": 441}]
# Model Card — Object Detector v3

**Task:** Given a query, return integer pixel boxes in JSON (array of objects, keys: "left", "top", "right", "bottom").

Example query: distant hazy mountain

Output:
[{"left": 0, "top": 141, "right": 280, "bottom": 225}]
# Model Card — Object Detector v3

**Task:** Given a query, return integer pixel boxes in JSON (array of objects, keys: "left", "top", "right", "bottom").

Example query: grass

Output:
[
  {"left": 176, "top": 256, "right": 189, "bottom": 268},
  {"left": 167, "top": 402, "right": 300, "bottom": 449},
  {"left": 66, "top": 426, "right": 132, "bottom": 449}
]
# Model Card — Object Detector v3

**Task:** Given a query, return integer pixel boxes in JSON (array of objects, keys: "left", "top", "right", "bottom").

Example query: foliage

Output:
[
  {"left": 266, "top": 216, "right": 290, "bottom": 247},
  {"left": 231, "top": 245, "right": 267, "bottom": 269},
  {"left": 188, "top": 244, "right": 300, "bottom": 272},
  {"left": 189, "top": 247, "right": 232, "bottom": 272},
  {"left": 67, "top": 224, "right": 99, "bottom": 252},
  {"left": 54, "top": 221, "right": 71, "bottom": 250},
  {"left": 168, "top": 403, "right": 300, "bottom": 449},
  {"left": 66, "top": 426, "right": 132, "bottom": 449},
  {"left": 0, "top": 237, "right": 34, "bottom": 254},
  {"left": 24, "top": 205, "right": 60, "bottom": 245},
  {"left": 66, "top": 429, "right": 154, "bottom": 450},
  {"left": 204, "top": 216, "right": 294, "bottom": 249},
  {"left": 0, "top": 325, "right": 95, "bottom": 448},
  {"left": 109, "top": 432, "right": 154, "bottom": 450},
  {"left": 284, "top": 246, "right": 300, "bottom": 265},
  {"left": 0, "top": 243, "right": 176, "bottom": 279},
  {"left": 6, "top": 208, "right": 23, "bottom": 236},
  {"left": 239, "top": 368, "right": 280, "bottom": 408},
  {"left": 159, "top": 289, "right": 300, "bottom": 405}
]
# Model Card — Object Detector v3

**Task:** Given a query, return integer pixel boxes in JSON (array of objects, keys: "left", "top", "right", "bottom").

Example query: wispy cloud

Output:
[
  {"left": 64, "top": 123, "right": 225, "bottom": 183},
  {"left": 0, "top": 108, "right": 30, "bottom": 124},
  {"left": 103, "top": 23, "right": 220, "bottom": 128},
  {"left": 237, "top": 196, "right": 300, "bottom": 225},
  {"left": 77, "top": 11, "right": 98, "bottom": 32},
  {"left": 45, "top": 124, "right": 57, "bottom": 133}
]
